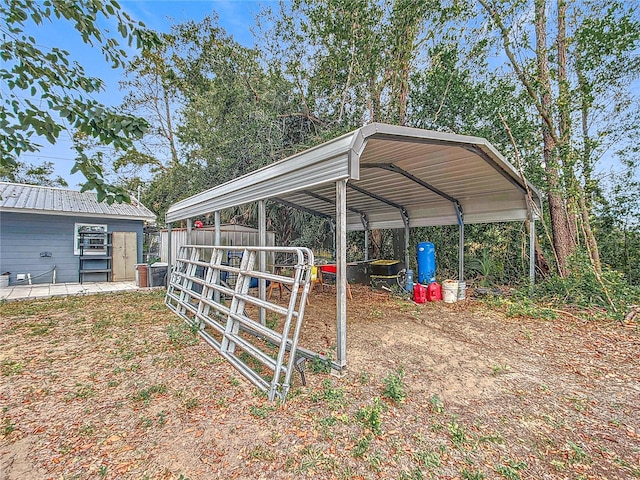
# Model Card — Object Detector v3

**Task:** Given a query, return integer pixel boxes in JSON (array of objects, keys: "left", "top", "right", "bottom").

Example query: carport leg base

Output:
[{"left": 331, "top": 365, "right": 346, "bottom": 378}]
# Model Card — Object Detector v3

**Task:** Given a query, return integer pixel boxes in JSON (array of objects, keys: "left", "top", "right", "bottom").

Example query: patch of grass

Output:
[
  {"left": 229, "top": 376, "right": 241, "bottom": 387},
  {"left": 1, "top": 360, "right": 24, "bottom": 376},
  {"left": 613, "top": 456, "right": 640, "bottom": 477},
  {"left": 139, "top": 416, "right": 154, "bottom": 428},
  {"left": 91, "top": 317, "right": 112, "bottom": 335},
  {"left": 461, "top": 468, "right": 486, "bottom": 480},
  {"left": 66, "top": 383, "right": 96, "bottom": 401},
  {"left": 503, "top": 297, "right": 558, "bottom": 320},
  {"left": 156, "top": 411, "right": 167, "bottom": 426},
  {"left": 310, "top": 378, "right": 346, "bottom": 409},
  {"left": 308, "top": 354, "right": 331, "bottom": 374},
  {"left": 448, "top": 415, "right": 467, "bottom": 446},
  {"left": 298, "top": 445, "right": 338, "bottom": 474},
  {"left": 491, "top": 364, "right": 510, "bottom": 375},
  {"left": 78, "top": 423, "right": 95, "bottom": 436},
  {"left": 367, "top": 450, "right": 384, "bottom": 472},
  {"left": 477, "top": 432, "right": 504, "bottom": 445},
  {"left": 29, "top": 319, "right": 55, "bottom": 336},
  {"left": 428, "top": 394, "right": 445, "bottom": 413},
  {"left": 566, "top": 441, "right": 591, "bottom": 464},
  {"left": 413, "top": 450, "right": 441, "bottom": 469},
  {"left": 166, "top": 323, "right": 199, "bottom": 349},
  {"left": 265, "top": 314, "right": 279, "bottom": 330},
  {"left": 132, "top": 384, "right": 167, "bottom": 405},
  {"left": 249, "top": 444, "right": 277, "bottom": 461},
  {"left": 352, "top": 434, "right": 372, "bottom": 458},
  {"left": 495, "top": 459, "right": 527, "bottom": 479},
  {"left": 382, "top": 367, "right": 407, "bottom": 403},
  {"left": 184, "top": 397, "right": 199, "bottom": 410},
  {"left": 249, "top": 404, "right": 274, "bottom": 419},
  {"left": 399, "top": 467, "right": 425, "bottom": 480},
  {"left": 355, "top": 397, "right": 384, "bottom": 435},
  {"left": 2, "top": 418, "right": 15, "bottom": 436}
]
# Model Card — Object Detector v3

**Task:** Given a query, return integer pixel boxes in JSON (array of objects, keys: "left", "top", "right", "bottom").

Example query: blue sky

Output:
[
  {"left": 16, "top": 1, "right": 268, "bottom": 188},
  {"left": 12, "top": 1, "right": 638, "bottom": 188}
]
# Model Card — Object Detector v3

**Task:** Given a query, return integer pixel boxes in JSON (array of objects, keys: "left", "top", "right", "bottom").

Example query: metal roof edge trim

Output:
[
  {"left": 167, "top": 135, "right": 357, "bottom": 218},
  {"left": 0, "top": 206, "right": 155, "bottom": 222},
  {"left": 166, "top": 154, "right": 351, "bottom": 222}
]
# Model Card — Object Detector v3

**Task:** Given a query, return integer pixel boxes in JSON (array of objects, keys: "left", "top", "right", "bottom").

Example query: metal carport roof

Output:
[
  {"left": 166, "top": 123, "right": 541, "bottom": 227},
  {"left": 165, "top": 123, "right": 542, "bottom": 374}
]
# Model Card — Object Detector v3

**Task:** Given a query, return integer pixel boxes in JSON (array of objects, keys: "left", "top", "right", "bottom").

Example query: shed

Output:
[
  {"left": 165, "top": 123, "right": 543, "bottom": 373},
  {"left": 0, "top": 182, "right": 156, "bottom": 285}
]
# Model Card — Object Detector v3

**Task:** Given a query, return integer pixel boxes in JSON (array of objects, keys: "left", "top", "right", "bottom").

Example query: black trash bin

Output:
[{"left": 149, "top": 262, "right": 168, "bottom": 287}]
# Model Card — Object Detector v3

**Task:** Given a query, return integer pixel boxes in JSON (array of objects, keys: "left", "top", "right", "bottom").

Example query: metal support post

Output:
[
  {"left": 455, "top": 202, "right": 464, "bottom": 282},
  {"left": 401, "top": 208, "right": 410, "bottom": 271},
  {"left": 334, "top": 180, "right": 348, "bottom": 376},
  {"left": 258, "top": 200, "right": 267, "bottom": 325},
  {"left": 186, "top": 218, "right": 193, "bottom": 244},
  {"left": 361, "top": 213, "right": 369, "bottom": 261},
  {"left": 529, "top": 218, "right": 536, "bottom": 296},
  {"left": 214, "top": 211, "right": 221, "bottom": 304},
  {"left": 330, "top": 219, "right": 336, "bottom": 260},
  {"left": 167, "top": 222, "right": 172, "bottom": 268}
]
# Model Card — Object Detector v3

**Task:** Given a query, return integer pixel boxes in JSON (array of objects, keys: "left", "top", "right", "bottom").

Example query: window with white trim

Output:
[{"left": 74, "top": 223, "right": 108, "bottom": 255}]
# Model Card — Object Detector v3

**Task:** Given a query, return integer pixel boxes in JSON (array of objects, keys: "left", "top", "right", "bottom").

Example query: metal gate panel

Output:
[{"left": 165, "top": 245, "right": 317, "bottom": 401}]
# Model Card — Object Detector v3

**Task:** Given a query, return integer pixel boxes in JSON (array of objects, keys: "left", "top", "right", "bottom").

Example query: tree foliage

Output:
[
  {"left": 1, "top": 0, "right": 159, "bottom": 203},
  {"left": 111, "top": 0, "right": 640, "bottom": 296}
]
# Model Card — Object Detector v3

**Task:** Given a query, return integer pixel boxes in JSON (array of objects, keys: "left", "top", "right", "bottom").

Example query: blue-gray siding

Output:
[{"left": 0, "top": 212, "right": 144, "bottom": 285}]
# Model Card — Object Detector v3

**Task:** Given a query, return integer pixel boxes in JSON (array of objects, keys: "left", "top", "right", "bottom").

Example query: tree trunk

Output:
[
  {"left": 370, "top": 229, "right": 383, "bottom": 259},
  {"left": 535, "top": 0, "right": 575, "bottom": 276},
  {"left": 576, "top": 50, "right": 603, "bottom": 275},
  {"left": 556, "top": 0, "right": 579, "bottom": 247}
]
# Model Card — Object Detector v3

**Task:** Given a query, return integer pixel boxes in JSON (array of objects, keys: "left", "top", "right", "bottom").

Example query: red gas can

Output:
[
  {"left": 427, "top": 281, "right": 442, "bottom": 301},
  {"left": 413, "top": 283, "right": 427, "bottom": 304}
]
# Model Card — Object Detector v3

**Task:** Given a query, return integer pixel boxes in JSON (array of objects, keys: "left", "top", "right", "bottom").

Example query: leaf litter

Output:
[{"left": 0, "top": 287, "right": 639, "bottom": 479}]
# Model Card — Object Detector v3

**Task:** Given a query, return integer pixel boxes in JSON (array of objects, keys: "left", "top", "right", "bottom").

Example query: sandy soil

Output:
[{"left": 1, "top": 287, "right": 639, "bottom": 479}]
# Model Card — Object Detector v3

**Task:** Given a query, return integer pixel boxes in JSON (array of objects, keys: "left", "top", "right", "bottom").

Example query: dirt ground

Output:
[{"left": 1, "top": 286, "right": 639, "bottom": 479}]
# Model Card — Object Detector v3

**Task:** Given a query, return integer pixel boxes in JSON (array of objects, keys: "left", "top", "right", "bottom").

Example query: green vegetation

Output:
[{"left": 382, "top": 368, "right": 407, "bottom": 403}]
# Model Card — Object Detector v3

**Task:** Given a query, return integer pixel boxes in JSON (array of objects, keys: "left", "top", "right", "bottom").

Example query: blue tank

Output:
[
  {"left": 416, "top": 242, "right": 436, "bottom": 284},
  {"left": 405, "top": 269, "right": 414, "bottom": 293}
]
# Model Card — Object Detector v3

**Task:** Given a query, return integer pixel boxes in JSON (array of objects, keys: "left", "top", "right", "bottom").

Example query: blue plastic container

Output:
[
  {"left": 405, "top": 269, "right": 414, "bottom": 293},
  {"left": 417, "top": 242, "right": 436, "bottom": 284}
]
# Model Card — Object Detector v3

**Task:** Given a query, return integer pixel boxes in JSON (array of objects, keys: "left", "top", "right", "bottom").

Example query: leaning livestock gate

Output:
[{"left": 165, "top": 245, "right": 317, "bottom": 401}]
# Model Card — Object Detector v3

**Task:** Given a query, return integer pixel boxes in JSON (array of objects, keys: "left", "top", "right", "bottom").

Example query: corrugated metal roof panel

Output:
[
  {"left": 166, "top": 123, "right": 542, "bottom": 229},
  {"left": 0, "top": 182, "right": 156, "bottom": 221}
]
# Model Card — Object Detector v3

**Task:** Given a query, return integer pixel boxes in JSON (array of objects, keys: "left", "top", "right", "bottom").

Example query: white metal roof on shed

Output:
[
  {"left": 166, "top": 123, "right": 542, "bottom": 228},
  {"left": 0, "top": 182, "right": 156, "bottom": 222}
]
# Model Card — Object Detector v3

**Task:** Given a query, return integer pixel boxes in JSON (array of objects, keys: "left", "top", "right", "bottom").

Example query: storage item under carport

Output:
[
  {"left": 369, "top": 259, "right": 403, "bottom": 276},
  {"left": 149, "top": 262, "right": 168, "bottom": 287}
]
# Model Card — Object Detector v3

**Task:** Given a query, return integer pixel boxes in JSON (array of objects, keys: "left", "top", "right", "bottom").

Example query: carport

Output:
[{"left": 165, "top": 123, "right": 542, "bottom": 374}]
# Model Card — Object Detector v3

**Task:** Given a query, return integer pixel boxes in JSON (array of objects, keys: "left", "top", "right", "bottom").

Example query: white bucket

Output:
[
  {"left": 0, "top": 274, "right": 9, "bottom": 288},
  {"left": 457, "top": 281, "right": 466, "bottom": 301},
  {"left": 442, "top": 280, "right": 458, "bottom": 303}
]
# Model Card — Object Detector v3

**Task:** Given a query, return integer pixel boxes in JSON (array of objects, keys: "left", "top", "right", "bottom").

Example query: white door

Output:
[{"left": 112, "top": 232, "right": 137, "bottom": 281}]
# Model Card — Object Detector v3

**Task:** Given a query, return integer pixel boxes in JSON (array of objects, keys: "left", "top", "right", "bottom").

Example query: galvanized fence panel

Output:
[{"left": 165, "top": 245, "right": 317, "bottom": 401}]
